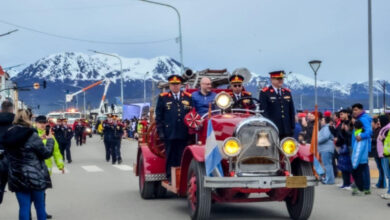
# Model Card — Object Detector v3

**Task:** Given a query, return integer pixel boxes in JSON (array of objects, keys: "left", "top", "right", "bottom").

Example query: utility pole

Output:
[
  {"left": 300, "top": 94, "right": 303, "bottom": 110},
  {"left": 332, "top": 91, "right": 335, "bottom": 113},
  {"left": 368, "top": 0, "right": 374, "bottom": 115},
  {"left": 378, "top": 81, "right": 386, "bottom": 114}
]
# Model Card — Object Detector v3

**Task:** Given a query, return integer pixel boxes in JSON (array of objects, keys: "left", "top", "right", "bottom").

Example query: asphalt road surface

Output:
[{"left": 1, "top": 136, "right": 389, "bottom": 219}]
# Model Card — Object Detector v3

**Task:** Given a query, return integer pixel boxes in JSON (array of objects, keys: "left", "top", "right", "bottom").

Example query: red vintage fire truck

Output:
[{"left": 134, "top": 69, "right": 317, "bottom": 220}]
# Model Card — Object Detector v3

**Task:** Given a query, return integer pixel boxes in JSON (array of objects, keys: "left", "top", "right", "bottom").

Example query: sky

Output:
[{"left": 0, "top": 0, "right": 389, "bottom": 84}]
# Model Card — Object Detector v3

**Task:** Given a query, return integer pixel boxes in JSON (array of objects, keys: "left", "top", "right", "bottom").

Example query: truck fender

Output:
[
  {"left": 136, "top": 143, "right": 166, "bottom": 176},
  {"left": 290, "top": 144, "right": 313, "bottom": 163},
  {"left": 178, "top": 145, "right": 205, "bottom": 196}
]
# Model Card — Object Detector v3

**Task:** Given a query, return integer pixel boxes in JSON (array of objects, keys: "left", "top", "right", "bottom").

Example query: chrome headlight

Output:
[
  {"left": 85, "top": 128, "right": 92, "bottom": 133},
  {"left": 222, "top": 137, "right": 242, "bottom": 157},
  {"left": 280, "top": 137, "right": 299, "bottom": 157},
  {"left": 215, "top": 91, "right": 233, "bottom": 110}
]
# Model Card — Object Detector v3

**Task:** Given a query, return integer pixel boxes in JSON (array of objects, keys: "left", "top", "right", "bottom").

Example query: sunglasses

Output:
[{"left": 233, "top": 84, "right": 242, "bottom": 88}]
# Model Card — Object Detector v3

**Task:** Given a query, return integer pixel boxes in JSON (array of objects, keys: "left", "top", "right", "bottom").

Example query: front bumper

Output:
[{"left": 204, "top": 175, "right": 318, "bottom": 189}]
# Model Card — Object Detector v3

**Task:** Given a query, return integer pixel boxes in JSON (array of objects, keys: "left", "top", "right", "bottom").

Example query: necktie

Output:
[{"left": 278, "top": 89, "right": 281, "bottom": 96}]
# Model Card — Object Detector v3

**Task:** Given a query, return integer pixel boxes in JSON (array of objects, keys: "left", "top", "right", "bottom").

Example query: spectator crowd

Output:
[{"left": 296, "top": 103, "right": 390, "bottom": 207}]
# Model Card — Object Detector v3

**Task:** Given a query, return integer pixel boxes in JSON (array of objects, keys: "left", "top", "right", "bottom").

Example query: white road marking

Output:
[
  {"left": 52, "top": 167, "right": 69, "bottom": 174},
  {"left": 81, "top": 165, "right": 103, "bottom": 172},
  {"left": 112, "top": 164, "right": 133, "bottom": 171}
]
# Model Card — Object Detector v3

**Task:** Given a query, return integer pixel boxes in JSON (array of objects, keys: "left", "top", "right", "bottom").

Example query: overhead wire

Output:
[{"left": 0, "top": 19, "right": 176, "bottom": 45}]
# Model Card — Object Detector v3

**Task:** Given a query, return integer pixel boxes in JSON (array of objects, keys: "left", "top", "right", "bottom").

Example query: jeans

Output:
[
  {"left": 375, "top": 157, "right": 386, "bottom": 188},
  {"left": 320, "top": 151, "right": 335, "bottom": 184},
  {"left": 381, "top": 157, "right": 390, "bottom": 194},
  {"left": 352, "top": 163, "right": 368, "bottom": 191},
  {"left": 363, "top": 163, "right": 371, "bottom": 191},
  {"left": 15, "top": 190, "right": 46, "bottom": 220}
]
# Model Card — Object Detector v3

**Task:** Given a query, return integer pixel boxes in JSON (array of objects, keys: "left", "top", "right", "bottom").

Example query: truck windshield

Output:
[{"left": 64, "top": 113, "right": 81, "bottom": 119}]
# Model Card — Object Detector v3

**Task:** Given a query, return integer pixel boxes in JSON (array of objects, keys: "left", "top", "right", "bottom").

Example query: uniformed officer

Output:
[
  {"left": 228, "top": 74, "right": 255, "bottom": 109},
  {"left": 102, "top": 114, "right": 114, "bottom": 162},
  {"left": 259, "top": 70, "right": 295, "bottom": 139},
  {"left": 54, "top": 118, "right": 74, "bottom": 163},
  {"left": 111, "top": 115, "right": 124, "bottom": 164},
  {"left": 155, "top": 74, "right": 192, "bottom": 182},
  {"left": 74, "top": 120, "right": 84, "bottom": 146}
]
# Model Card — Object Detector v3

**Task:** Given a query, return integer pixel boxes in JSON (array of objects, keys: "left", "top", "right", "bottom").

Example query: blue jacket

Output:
[
  {"left": 318, "top": 124, "right": 334, "bottom": 153},
  {"left": 192, "top": 91, "right": 216, "bottom": 116},
  {"left": 351, "top": 112, "right": 372, "bottom": 153},
  {"left": 351, "top": 129, "right": 370, "bottom": 169}
]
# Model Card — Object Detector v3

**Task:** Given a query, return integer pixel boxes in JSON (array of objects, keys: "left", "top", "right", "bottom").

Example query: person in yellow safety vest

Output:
[
  {"left": 35, "top": 116, "right": 64, "bottom": 174},
  {"left": 34, "top": 115, "right": 65, "bottom": 219}
]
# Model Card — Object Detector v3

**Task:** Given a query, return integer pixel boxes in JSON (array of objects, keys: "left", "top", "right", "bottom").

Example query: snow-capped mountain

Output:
[
  {"left": 15, "top": 52, "right": 181, "bottom": 82},
  {"left": 9, "top": 52, "right": 389, "bottom": 113}
]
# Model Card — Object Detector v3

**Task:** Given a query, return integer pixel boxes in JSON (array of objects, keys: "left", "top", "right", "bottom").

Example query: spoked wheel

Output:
[
  {"left": 138, "top": 155, "right": 155, "bottom": 199},
  {"left": 187, "top": 160, "right": 211, "bottom": 220},
  {"left": 285, "top": 161, "right": 315, "bottom": 220}
]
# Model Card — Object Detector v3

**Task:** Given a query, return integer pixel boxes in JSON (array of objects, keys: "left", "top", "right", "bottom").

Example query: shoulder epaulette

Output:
[
  {"left": 160, "top": 92, "right": 169, "bottom": 97},
  {"left": 283, "top": 88, "right": 291, "bottom": 92},
  {"left": 243, "top": 91, "right": 251, "bottom": 96},
  {"left": 183, "top": 91, "right": 192, "bottom": 97},
  {"left": 227, "top": 91, "right": 233, "bottom": 96},
  {"left": 262, "top": 87, "right": 269, "bottom": 92}
]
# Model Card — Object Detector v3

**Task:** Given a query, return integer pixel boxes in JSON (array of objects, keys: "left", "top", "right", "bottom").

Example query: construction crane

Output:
[{"left": 65, "top": 79, "right": 111, "bottom": 116}]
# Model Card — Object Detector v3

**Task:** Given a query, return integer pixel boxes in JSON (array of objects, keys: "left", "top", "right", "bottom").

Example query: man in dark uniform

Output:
[
  {"left": 54, "top": 118, "right": 74, "bottom": 163},
  {"left": 259, "top": 71, "right": 295, "bottom": 139},
  {"left": 155, "top": 74, "right": 192, "bottom": 182},
  {"left": 228, "top": 74, "right": 255, "bottom": 109},
  {"left": 111, "top": 115, "right": 124, "bottom": 164},
  {"left": 102, "top": 114, "right": 114, "bottom": 162},
  {"left": 74, "top": 120, "right": 84, "bottom": 146}
]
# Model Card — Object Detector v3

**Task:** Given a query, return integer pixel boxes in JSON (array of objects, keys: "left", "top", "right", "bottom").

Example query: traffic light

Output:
[
  {"left": 43, "top": 80, "right": 47, "bottom": 89},
  {"left": 33, "top": 83, "right": 40, "bottom": 90}
]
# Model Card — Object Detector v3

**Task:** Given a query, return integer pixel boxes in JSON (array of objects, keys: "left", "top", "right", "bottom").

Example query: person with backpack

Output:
[
  {"left": 376, "top": 115, "right": 390, "bottom": 200},
  {"left": 351, "top": 103, "right": 372, "bottom": 195}
]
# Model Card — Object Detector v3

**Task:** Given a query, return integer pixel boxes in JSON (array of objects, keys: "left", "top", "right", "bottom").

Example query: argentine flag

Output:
[{"left": 205, "top": 120, "right": 223, "bottom": 176}]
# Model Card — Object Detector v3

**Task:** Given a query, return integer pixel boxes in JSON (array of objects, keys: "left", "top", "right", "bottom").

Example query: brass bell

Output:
[{"left": 256, "top": 132, "right": 271, "bottom": 148}]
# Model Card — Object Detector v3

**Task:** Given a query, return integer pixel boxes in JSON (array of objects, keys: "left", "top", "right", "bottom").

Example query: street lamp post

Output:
[
  {"left": 309, "top": 60, "right": 322, "bottom": 106},
  {"left": 144, "top": 72, "right": 149, "bottom": 104},
  {"left": 90, "top": 50, "right": 124, "bottom": 106},
  {"left": 139, "top": 0, "right": 184, "bottom": 74}
]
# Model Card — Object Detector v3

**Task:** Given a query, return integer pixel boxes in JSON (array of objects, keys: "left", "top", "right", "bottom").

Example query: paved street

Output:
[{"left": 1, "top": 135, "right": 389, "bottom": 220}]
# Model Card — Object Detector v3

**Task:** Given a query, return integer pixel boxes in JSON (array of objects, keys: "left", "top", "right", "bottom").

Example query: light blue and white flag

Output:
[{"left": 205, "top": 120, "right": 223, "bottom": 176}]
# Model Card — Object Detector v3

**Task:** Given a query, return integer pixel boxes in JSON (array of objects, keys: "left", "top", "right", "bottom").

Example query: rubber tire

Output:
[
  {"left": 138, "top": 155, "right": 155, "bottom": 199},
  {"left": 285, "top": 161, "right": 315, "bottom": 220},
  {"left": 187, "top": 160, "right": 211, "bottom": 220},
  {"left": 154, "top": 181, "right": 167, "bottom": 198}
]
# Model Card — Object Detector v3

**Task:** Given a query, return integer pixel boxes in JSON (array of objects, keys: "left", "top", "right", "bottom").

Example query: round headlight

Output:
[
  {"left": 280, "top": 137, "right": 299, "bottom": 157},
  {"left": 222, "top": 137, "right": 242, "bottom": 157},
  {"left": 215, "top": 92, "right": 233, "bottom": 110}
]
